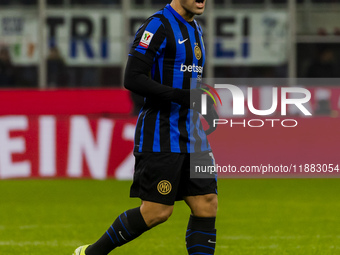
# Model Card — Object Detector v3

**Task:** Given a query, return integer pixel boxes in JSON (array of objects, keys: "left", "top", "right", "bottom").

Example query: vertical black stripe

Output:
[
  {"left": 176, "top": 18, "right": 193, "bottom": 153},
  {"left": 159, "top": 17, "right": 174, "bottom": 152},
  {"left": 134, "top": 109, "right": 146, "bottom": 152},
  {"left": 192, "top": 113, "right": 201, "bottom": 152},
  {"left": 140, "top": 109, "right": 158, "bottom": 151}
]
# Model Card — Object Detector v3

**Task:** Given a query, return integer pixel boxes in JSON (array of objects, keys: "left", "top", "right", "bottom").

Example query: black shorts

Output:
[{"left": 130, "top": 152, "right": 218, "bottom": 205}]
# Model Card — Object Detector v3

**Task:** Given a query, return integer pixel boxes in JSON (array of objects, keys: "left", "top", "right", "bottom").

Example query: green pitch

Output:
[{"left": 0, "top": 179, "right": 339, "bottom": 255}]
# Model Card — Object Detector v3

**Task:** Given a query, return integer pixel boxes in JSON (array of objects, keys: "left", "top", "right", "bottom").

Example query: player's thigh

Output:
[
  {"left": 184, "top": 194, "right": 218, "bottom": 217},
  {"left": 180, "top": 151, "right": 218, "bottom": 217},
  {"left": 140, "top": 200, "right": 174, "bottom": 227}
]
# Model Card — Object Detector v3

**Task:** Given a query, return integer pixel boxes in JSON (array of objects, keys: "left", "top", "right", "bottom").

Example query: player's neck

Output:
[{"left": 170, "top": 2, "right": 195, "bottom": 22}]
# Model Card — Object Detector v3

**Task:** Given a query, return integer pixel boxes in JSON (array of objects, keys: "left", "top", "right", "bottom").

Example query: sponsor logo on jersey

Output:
[
  {"left": 157, "top": 180, "right": 172, "bottom": 195},
  {"left": 180, "top": 63, "right": 203, "bottom": 73},
  {"left": 139, "top": 31, "right": 154, "bottom": 49}
]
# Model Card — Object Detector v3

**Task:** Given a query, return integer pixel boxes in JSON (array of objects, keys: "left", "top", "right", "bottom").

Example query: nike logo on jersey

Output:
[
  {"left": 178, "top": 38, "right": 188, "bottom": 44},
  {"left": 208, "top": 239, "right": 216, "bottom": 244}
]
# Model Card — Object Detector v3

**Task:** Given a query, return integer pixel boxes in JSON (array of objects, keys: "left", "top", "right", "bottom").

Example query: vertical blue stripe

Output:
[
  {"left": 190, "top": 111, "right": 198, "bottom": 153},
  {"left": 198, "top": 117, "right": 209, "bottom": 151},
  {"left": 186, "top": 109, "right": 191, "bottom": 153},
  {"left": 153, "top": 111, "right": 161, "bottom": 152},
  {"left": 156, "top": 36, "right": 167, "bottom": 60}
]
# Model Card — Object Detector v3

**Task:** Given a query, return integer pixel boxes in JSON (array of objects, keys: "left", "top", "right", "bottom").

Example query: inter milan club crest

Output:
[
  {"left": 157, "top": 180, "right": 172, "bottom": 195},
  {"left": 194, "top": 43, "right": 202, "bottom": 60}
]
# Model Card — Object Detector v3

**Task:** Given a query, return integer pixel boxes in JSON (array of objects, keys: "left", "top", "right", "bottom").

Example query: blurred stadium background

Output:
[
  {"left": 0, "top": 1, "right": 340, "bottom": 254},
  {"left": 1, "top": 0, "right": 340, "bottom": 88},
  {"left": 0, "top": 0, "right": 339, "bottom": 179}
]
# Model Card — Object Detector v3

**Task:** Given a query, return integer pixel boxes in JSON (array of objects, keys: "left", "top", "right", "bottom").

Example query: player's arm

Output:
[
  {"left": 124, "top": 18, "right": 202, "bottom": 108},
  {"left": 124, "top": 56, "right": 202, "bottom": 108}
]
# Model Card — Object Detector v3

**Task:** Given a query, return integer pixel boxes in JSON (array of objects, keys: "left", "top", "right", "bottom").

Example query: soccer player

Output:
[{"left": 73, "top": 0, "right": 218, "bottom": 254}]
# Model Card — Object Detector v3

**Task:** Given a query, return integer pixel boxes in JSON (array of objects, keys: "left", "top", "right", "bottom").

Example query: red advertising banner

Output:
[
  {"left": 0, "top": 89, "right": 133, "bottom": 115},
  {"left": 0, "top": 88, "right": 339, "bottom": 179},
  {"left": 0, "top": 115, "right": 339, "bottom": 179},
  {"left": 0, "top": 115, "right": 136, "bottom": 179}
]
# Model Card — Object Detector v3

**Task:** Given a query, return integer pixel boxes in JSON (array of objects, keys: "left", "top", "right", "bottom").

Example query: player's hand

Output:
[
  {"left": 172, "top": 88, "right": 204, "bottom": 109},
  {"left": 202, "top": 97, "right": 219, "bottom": 135}
]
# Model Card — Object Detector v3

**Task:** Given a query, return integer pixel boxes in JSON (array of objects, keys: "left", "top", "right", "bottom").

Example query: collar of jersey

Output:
[{"left": 165, "top": 4, "right": 196, "bottom": 30}]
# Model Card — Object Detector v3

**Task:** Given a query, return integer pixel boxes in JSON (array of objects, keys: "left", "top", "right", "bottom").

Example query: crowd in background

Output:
[
  {"left": 1, "top": 0, "right": 340, "bottom": 88},
  {"left": 0, "top": 0, "right": 120, "bottom": 5},
  {"left": 2, "top": 0, "right": 340, "bottom": 5},
  {"left": 1, "top": 44, "right": 340, "bottom": 88}
]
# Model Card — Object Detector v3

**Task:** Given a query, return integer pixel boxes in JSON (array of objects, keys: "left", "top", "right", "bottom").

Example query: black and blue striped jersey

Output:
[{"left": 129, "top": 4, "right": 210, "bottom": 153}]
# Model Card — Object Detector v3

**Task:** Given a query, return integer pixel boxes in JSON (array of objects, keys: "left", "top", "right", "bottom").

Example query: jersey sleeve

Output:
[{"left": 129, "top": 17, "right": 166, "bottom": 66}]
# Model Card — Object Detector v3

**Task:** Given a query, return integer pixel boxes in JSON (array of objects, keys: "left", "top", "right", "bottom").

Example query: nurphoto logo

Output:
[{"left": 197, "top": 82, "right": 312, "bottom": 128}]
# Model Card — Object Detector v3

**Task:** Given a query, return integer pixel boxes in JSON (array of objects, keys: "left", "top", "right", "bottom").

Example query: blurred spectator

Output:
[
  {"left": 231, "top": 0, "right": 264, "bottom": 4},
  {"left": 306, "top": 48, "right": 338, "bottom": 78},
  {"left": 47, "top": 46, "right": 66, "bottom": 87},
  {"left": 0, "top": 47, "right": 16, "bottom": 87},
  {"left": 0, "top": 0, "right": 11, "bottom": 5},
  {"left": 20, "top": 0, "right": 37, "bottom": 4},
  {"left": 101, "top": 0, "right": 120, "bottom": 4},
  {"left": 71, "top": 0, "right": 120, "bottom": 4},
  {"left": 272, "top": 0, "right": 304, "bottom": 3},
  {"left": 80, "top": 67, "right": 100, "bottom": 87},
  {"left": 47, "top": 0, "right": 63, "bottom": 5},
  {"left": 151, "top": 0, "right": 167, "bottom": 4}
]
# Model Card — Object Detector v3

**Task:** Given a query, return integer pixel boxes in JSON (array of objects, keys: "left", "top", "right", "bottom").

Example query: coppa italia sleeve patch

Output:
[{"left": 139, "top": 31, "right": 154, "bottom": 49}]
